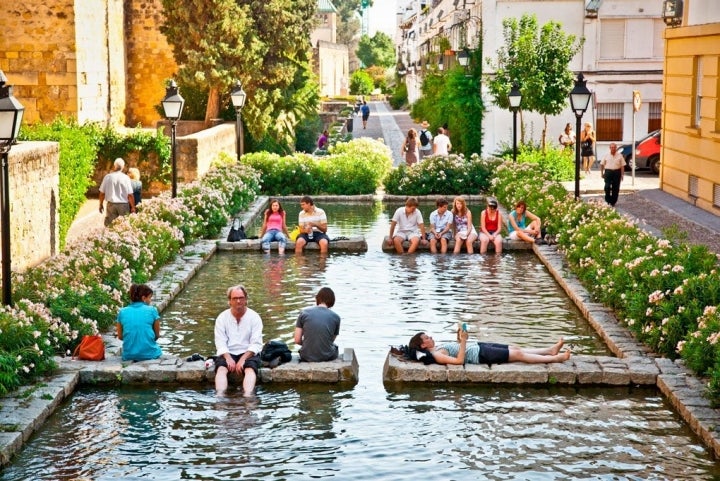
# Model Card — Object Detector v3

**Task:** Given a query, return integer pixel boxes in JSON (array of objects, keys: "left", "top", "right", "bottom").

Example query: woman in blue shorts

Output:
[{"left": 408, "top": 329, "right": 570, "bottom": 366}]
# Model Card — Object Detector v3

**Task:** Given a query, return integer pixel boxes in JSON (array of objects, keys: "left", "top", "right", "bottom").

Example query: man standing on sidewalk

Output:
[
  {"left": 600, "top": 143, "right": 625, "bottom": 207},
  {"left": 418, "top": 120, "right": 433, "bottom": 160},
  {"left": 98, "top": 157, "right": 135, "bottom": 226}
]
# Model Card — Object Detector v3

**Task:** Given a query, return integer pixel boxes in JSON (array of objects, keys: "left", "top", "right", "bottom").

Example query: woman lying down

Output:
[{"left": 408, "top": 328, "right": 571, "bottom": 366}]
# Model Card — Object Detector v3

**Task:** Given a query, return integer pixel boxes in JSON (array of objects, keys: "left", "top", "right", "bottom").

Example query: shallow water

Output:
[{"left": 2, "top": 202, "right": 720, "bottom": 480}]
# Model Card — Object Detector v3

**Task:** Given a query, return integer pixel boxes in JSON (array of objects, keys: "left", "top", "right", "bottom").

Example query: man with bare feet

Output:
[
  {"left": 408, "top": 329, "right": 570, "bottom": 366},
  {"left": 214, "top": 285, "right": 264, "bottom": 396}
]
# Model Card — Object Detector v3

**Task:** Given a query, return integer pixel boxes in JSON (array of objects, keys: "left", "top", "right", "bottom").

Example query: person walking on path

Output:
[
  {"left": 433, "top": 127, "right": 452, "bottom": 156},
  {"left": 600, "top": 143, "right": 625, "bottom": 207},
  {"left": 401, "top": 128, "right": 420, "bottom": 166},
  {"left": 580, "top": 122, "right": 596, "bottom": 175},
  {"left": 98, "top": 157, "right": 135, "bottom": 227},
  {"left": 361, "top": 101, "right": 370, "bottom": 129},
  {"left": 418, "top": 120, "right": 433, "bottom": 160}
]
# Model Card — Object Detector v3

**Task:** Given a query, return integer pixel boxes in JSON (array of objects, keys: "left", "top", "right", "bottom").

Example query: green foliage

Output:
[
  {"left": 96, "top": 126, "right": 172, "bottom": 185},
  {"left": 365, "top": 66, "right": 388, "bottom": 92},
  {"left": 496, "top": 143, "right": 575, "bottom": 182},
  {"left": 18, "top": 117, "right": 99, "bottom": 249},
  {"left": 487, "top": 13, "right": 582, "bottom": 148},
  {"left": 494, "top": 160, "right": 720, "bottom": 404},
  {"left": 160, "top": 0, "right": 320, "bottom": 149},
  {"left": 383, "top": 154, "right": 499, "bottom": 196},
  {"left": 350, "top": 70, "right": 375, "bottom": 95},
  {"left": 356, "top": 32, "right": 396, "bottom": 68},
  {"left": 409, "top": 58, "right": 485, "bottom": 157},
  {"left": 295, "top": 113, "right": 324, "bottom": 154},
  {"left": 1, "top": 155, "right": 261, "bottom": 392},
  {"left": 242, "top": 138, "right": 392, "bottom": 195},
  {"left": 389, "top": 81, "right": 408, "bottom": 110}
]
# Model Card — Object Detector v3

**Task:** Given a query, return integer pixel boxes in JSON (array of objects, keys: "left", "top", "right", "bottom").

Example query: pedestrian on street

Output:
[
  {"left": 418, "top": 120, "right": 433, "bottom": 160},
  {"left": 361, "top": 101, "right": 370, "bottom": 129},
  {"left": 98, "top": 157, "right": 135, "bottom": 227},
  {"left": 600, "top": 143, "right": 625, "bottom": 206},
  {"left": 433, "top": 127, "right": 452, "bottom": 156}
]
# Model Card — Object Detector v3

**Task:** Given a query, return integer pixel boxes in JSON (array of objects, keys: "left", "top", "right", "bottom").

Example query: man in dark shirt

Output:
[{"left": 294, "top": 287, "right": 341, "bottom": 362}]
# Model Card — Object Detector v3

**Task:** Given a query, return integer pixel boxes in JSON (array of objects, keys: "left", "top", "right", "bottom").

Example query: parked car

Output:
[{"left": 618, "top": 129, "right": 661, "bottom": 175}]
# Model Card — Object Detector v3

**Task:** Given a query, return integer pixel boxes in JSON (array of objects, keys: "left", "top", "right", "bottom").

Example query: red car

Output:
[{"left": 619, "top": 130, "right": 661, "bottom": 175}]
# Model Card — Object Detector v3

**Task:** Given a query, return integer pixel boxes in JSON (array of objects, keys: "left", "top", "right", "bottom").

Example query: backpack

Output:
[
  {"left": 260, "top": 340, "right": 293, "bottom": 367},
  {"left": 419, "top": 130, "right": 430, "bottom": 147},
  {"left": 226, "top": 218, "right": 246, "bottom": 242}
]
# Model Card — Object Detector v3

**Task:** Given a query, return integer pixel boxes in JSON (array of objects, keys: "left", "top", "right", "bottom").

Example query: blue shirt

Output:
[
  {"left": 117, "top": 302, "right": 162, "bottom": 361},
  {"left": 507, "top": 211, "right": 527, "bottom": 234}
]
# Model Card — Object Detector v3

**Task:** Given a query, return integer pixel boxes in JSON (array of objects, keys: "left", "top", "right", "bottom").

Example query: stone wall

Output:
[
  {"left": 5, "top": 142, "right": 60, "bottom": 271},
  {"left": 124, "top": 0, "right": 179, "bottom": 127}
]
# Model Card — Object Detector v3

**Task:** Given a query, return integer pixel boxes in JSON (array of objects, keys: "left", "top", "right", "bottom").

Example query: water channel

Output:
[{"left": 2, "top": 202, "right": 719, "bottom": 480}]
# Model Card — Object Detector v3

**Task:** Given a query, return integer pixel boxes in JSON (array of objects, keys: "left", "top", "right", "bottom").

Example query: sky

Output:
[{"left": 369, "top": 0, "right": 399, "bottom": 37}]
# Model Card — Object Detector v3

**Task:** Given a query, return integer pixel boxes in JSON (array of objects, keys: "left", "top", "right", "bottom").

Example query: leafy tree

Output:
[
  {"left": 160, "top": 0, "right": 319, "bottom": 149},
  {"left": 356, "top": 32, "right": 396, "bottom": 68},
  {"left": 350, "top": 70, "right": 374, "bottom": 95},
  {"left": 487, "top": 14, "right": 583, "bottom": 150}
]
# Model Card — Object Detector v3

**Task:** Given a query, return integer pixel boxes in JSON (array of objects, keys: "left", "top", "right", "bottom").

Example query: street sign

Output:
[{"left": 633, "top": 90, "right": 642, "bottom": 112}]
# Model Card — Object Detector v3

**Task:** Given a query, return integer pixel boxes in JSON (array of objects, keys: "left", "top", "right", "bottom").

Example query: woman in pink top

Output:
[
  {"left": 260, "top": 199, "right": 290, "bottom": 254},
  {"left": 452, "top": 196, "right": 477, "bottom": 254}
]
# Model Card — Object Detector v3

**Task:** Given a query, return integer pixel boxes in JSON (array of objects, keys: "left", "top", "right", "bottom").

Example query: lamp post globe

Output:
[
  {"left": 230, "top": 80, "right": 247, "bottom": 159},
  {"left": 0, "top": 70, "right": 25, "bottom": 306},
  {"left": 508, "top": 83, "right": 522, "bottom": 163},
  {"left": 161, "top": 80, "right": 185, "bottom": 198},
  {"left": 569, "top": 73, "right": 593, "bottom": 200},
  {"left": 457, "top": 48, "right": 470, "bottom": 68}
]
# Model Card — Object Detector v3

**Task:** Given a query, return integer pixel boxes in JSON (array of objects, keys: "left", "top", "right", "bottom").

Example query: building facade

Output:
[
  {"left": 395, "top": 0, "right": 665, "bottom": 156},
  {"left": 661, "top": 0, "right": 720, "bottom": 214}
]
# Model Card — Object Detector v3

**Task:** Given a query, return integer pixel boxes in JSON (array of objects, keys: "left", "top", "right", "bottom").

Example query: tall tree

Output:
[
  {"left": 487, "top": 14, "right": 583, "bottom": 150},
  {"left": 356, "top": 32, "right": 396, "bottom": 68},
  {"left": 160, "top": 0, "right": 318, "bottom": 143}
]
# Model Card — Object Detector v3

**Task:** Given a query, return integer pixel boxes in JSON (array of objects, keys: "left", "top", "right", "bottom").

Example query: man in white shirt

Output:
[
  {"left": 432, "top": 127, "right": 452, "bottom": 156},
  {"left": 388, "top": 196, "right": 427, "bottom": 253},
  {"left": 98, "top": 157, "right": 135, "bottom": 226},
  {"left": 600, "top": 143, "right": 625, "bottom": 207},
  {"left": 295, "top": 195, "right": 330, "bottom": 254},
  {"left": 214, "top": 285, "right": 264, "bottom": 396}
]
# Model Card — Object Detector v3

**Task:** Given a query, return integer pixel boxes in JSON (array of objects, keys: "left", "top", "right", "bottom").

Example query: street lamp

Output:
[
  {"left": 438, "top": 55, "right": 444, "bottom": 71},
  {"left": 161, "top": 80, "right": 185, "bottom": 198},
  {"left": 569, "top": 72, "right": 593, "bottom": 200},
  {"left": 230, "top": 80, "right": 247, "bottom": 159},
  {"left": 457, "top": 48, "right": 470, "bottom": 68},
  {"left": 0, "top": 71, "right": 25, "bottom": 306},
  {"left": 508, "top": 83, "right": 522, "bottom": 163}
]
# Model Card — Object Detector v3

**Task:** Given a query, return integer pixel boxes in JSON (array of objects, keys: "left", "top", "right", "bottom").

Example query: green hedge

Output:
[
  {"left": 493, "top": 161, "right": 720, "bottom": 405},
  {"left": 383, "top": 154, "right": 500, "bottom": 196},
  {"left": 241, "top": 138, "right": 392, "bottom": 195}
]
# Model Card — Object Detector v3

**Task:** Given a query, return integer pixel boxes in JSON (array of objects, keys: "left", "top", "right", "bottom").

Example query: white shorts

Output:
[
  {"left": 394, "top": 231, "right": 420, "bottom": 241},
  {"left": 509, "top": 229, "right": 533, "bottom": 240}
]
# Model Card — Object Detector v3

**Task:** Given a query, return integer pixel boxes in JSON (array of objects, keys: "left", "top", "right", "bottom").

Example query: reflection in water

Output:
[{"left": 2, "top": 203, "right": 720, "bottom": 479}]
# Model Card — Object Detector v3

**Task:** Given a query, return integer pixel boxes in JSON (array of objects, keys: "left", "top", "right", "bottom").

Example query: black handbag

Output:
[{"left": 226, "top": 218, "right": 246, "bottom": 242}]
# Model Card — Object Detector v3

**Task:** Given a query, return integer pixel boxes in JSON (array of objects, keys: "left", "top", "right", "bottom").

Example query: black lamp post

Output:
[
  {"left": 0, "top": 71, "right": 25, "bottom": 306},
  {"left": 161, "top": 80, "right": 185, "bottom": 198},
  {"left": 508, "top": 83, "right": 522, "bottom": 163},
  {"left": 230, "top": 80, "right": 247, "bottom": 159},
  {"left": 438, "top": 55, "right": 444, "bottom": 72},
  {"left": 569, "top": 73, "right": 593, "bottom": 200}
]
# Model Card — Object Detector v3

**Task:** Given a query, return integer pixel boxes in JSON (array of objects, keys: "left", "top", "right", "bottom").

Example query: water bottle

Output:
[{"left": 307, "top": 224, "right": 314, "bottom": 240}]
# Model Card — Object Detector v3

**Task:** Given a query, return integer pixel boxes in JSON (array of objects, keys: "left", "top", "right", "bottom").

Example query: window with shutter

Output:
[
  {"left": 597, "top": 103, "right": 624, "bottom": 141},
  {"left": 600, "top": 20, "right": 625, "bottom": 59}
]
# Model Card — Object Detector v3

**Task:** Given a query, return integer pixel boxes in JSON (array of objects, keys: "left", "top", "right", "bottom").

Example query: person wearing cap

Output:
[
  {"left": 507, "top": 200, "right": 542, "bottom": 244},
  {"left": 479, "top": 197, "right": 504, "bottom": 254},
  {"left": 98, "top": 157, "right": 136, "bottom": 226},
  {"left": 418, "top": 121, "right": 433, "bottom": 160}
]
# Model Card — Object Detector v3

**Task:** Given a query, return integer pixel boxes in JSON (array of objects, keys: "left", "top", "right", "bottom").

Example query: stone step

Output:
[
  {"left": 218, "top": 235, "right": 368, "bottom": 252},
  {"left": 382, "top": 352, "right": 659, "bottom": 385},
  {"left": 381, "top": 236, "right": 534, "bottom": 252},
  {"left": 56, "top": 346, "right": 359, "bottom": 385}
]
